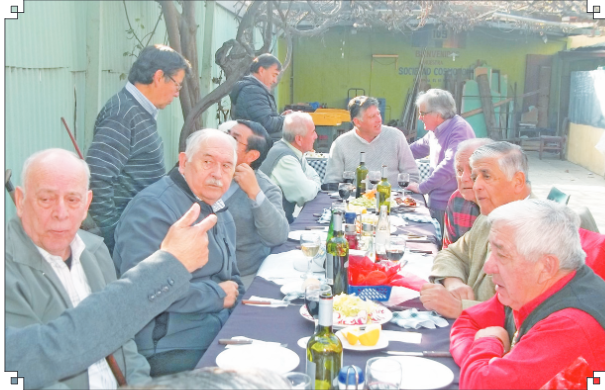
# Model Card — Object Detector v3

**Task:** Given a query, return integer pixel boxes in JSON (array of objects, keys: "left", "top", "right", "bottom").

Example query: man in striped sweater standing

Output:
[{"left": 86, "top": 45, "right": 191, "bottom": 254}]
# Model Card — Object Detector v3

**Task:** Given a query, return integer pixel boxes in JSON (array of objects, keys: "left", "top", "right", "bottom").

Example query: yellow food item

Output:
[
  {"left": 342, "top": 327, "right": 360, "bottom": 345},
  {"left": 333, "top": 293, "right": 377, "bottom": 318},
  {"left": 358, "top": 324, "right": 381, "bottom": 346},
  {"left": 341, "top": 325, "right": 382, "bottom": 346}
]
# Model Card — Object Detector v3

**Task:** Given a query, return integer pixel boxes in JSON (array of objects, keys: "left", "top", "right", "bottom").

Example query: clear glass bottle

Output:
[
  {"left": 360, "top": 223, "right": 376, "bottom": 262},
  {"left": 306, "top": 288, "right": 343, "bottom": 390},
  {"left": 326, "top": 212, "right": 349, "bottom": 296},
  {"left": 375, "top": 205, "right": 390, "bottom": 261}
]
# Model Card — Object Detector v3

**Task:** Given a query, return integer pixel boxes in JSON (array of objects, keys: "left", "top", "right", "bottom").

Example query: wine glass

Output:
[
  {"left": 342, "top": 171, "right": 355, "bottom": 184},
  {"left": 300, "top": 233, "right": 321, "bottom": 279},
  {"left": 338, "top": 183, "right": 353, "bottom": 208},
  {"left": 386, "top": 236, "right": 407, "bottom": 264},
  {"left": 305, "top": 283, "right": 331, "bottom": 332},
  {"left": 368, "top": 171, "right": 381, "bottom": 191},
  {"left": 398, "top": 173, "right": 410, "bottom": 195},
  {"left": 365, "top": 357, "right": 403, "bottom": 390}
]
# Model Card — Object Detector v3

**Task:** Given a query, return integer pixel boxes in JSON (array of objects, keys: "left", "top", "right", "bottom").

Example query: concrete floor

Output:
[{"left": 525, "top": 150, "right": 605, "bottom": 233}]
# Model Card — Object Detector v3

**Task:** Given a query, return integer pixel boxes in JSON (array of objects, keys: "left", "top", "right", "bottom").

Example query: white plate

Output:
[
  {"left": 300, "top": 304, "right": 393, "bottom": 329},
  {"left": 280, "top": 281, "right": 305, "bottom": 296},
  {"left": 389, "top": 356, "right": 454, "bottom": 389},
  {"left": 215, "top": 344, "right": 300, "bottom": 374},
  {"left": 336, "top": 330, "right": 389, "bottom": 351},
  {"left": 288, "top": 230, "right": 328, "bottom": 241},
  {"left": 297, "top": 336, "right": 310, "bottom": 349}
]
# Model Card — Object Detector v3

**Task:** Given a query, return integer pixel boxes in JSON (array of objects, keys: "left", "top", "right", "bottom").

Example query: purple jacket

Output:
[{"left": 410, "top": 115, "right": 475, "bottom": 210}]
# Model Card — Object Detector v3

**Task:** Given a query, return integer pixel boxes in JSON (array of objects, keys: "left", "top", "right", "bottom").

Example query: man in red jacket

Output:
[{"left": 450, "top": 199, "right": 605, "bottom": 389}]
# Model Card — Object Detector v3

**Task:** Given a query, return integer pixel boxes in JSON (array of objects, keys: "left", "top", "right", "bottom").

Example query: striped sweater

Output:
[{"left": 85, "top": 88, "right": 165, "bottom": 254}]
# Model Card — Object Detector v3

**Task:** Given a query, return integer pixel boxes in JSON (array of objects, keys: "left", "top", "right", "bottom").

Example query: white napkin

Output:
[
  {"left": 390, "top": 309, "right": 449, "bottom": 329},
  {"left": 225, "top": 336, "right": 283, "bottom": 349},
  {"left": 381, "top": 330, "right": 422, "bottom": 344},
  {"left": 257, "top": 250, "right": 324, "bottom": 285}
]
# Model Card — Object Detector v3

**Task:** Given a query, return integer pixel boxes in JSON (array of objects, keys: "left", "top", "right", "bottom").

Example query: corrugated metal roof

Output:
[{"left": 6, "top": 1, "right": 84, "bottom": 70}]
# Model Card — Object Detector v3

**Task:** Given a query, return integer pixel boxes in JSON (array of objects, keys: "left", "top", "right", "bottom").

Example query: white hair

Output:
[
  {"left": 455, "top": 138, "right": 495, "bottom": 161},
  {"left": 488, "top": 199, "right": 585, "bottom": 270},
  {"left": 21, "top": 148, "right": 90, "bottom": 195},
  {"left": 185, "top": 129, "right": 237, "bottom": 164},
  {"left": 283, "top": 112, "right": 313, "bottom": 143},
  {"left": 470, "top": 141, "right": 529, "bottom": 181},
  {"left": 415, "top": 89, "right": 457, "bottom": 119},
  {"left": 217, "top": 120, "right": 237, "bottom": 133}
]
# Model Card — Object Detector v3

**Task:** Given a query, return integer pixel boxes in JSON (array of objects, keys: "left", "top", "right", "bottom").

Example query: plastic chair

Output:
[{"left": 547, "top": 187, "right": 570, "bottom": 205}]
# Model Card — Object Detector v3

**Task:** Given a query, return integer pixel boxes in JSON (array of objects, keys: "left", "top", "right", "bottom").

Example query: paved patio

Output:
[{"left": 525, "top": 150, "right": 605, "bottom": 233}]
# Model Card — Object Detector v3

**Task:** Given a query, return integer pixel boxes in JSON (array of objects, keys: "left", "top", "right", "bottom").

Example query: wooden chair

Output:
[
  {"left": 539, "top": 135, "right": 566, "bottom": 160},
  {"left": 547, "top": 187, "right": 570, "bottom": 205}
]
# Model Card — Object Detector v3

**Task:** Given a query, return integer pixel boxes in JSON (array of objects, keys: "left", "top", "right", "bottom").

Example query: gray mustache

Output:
[{"left": 205, "top": 179, "right": 223, "bottom": 187}]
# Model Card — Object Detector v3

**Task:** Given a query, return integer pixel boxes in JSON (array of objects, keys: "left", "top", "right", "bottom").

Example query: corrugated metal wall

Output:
[{"left": 5, "top": 1, "right": 240, "bottom": 222}]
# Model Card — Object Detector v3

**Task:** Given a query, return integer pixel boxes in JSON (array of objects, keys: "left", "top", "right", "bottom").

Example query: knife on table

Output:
[
  {"left": 385, "top": 351, "right": 451, "bottom": 357},
  {"left": 218, "top": 339, "right": 253, "bottom": 345},
  {"left": 305, "top": 226, "right": 327, "bottom": 230}
]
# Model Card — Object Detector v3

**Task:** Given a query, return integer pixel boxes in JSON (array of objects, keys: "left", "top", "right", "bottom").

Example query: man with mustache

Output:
[{"left": 113, "top": 129, "right": 244, "bottom": 377}]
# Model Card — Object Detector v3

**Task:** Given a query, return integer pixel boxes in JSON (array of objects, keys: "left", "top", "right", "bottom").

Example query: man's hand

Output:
[
  {"left": 160, "top": 203, "right": 217, "bottom": 273},
  {"left": 406, "top": 182, "right": 420, "bottom": 193},
  {"left": 281, "top": 109, "right": 293, "bottom": 116},
  {"left": 475, "top": 326, "right": 511, "bottom": 354},
  {"left": 234, "top": 164, "right": 261, "bottom": 200},
  {"left": 443, "top": 277, "right": 475, "bottom": 300},
  {"left": 219, "top": 281, "right": 239, "bottom": 308},
  {"left": 420, "top": 283, "right": 464, "bottom": 319}
]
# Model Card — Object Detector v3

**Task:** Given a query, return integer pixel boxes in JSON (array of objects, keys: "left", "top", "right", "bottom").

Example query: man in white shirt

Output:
[
  {"left": 6, "top": 149, "right": 152, "bottom": 389},
  {"left": 259, "top": 112, "right": 321, "bottom": 222}
]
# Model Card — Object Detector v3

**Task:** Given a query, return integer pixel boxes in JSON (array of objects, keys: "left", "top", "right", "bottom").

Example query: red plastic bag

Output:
[{"left": 540, "top": 356, "right": 592, "bottom": 390}]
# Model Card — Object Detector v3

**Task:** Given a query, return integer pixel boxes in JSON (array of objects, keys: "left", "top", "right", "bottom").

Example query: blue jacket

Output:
[
  {"left": 230, "top": 75, "right": 283, "bottom": 140},
  {"left": 113, "top": 169, "right": 244, "bottom": 356}
]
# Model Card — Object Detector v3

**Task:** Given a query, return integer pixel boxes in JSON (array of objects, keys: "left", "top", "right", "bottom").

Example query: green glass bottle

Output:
[
  {"left": 376, "top": 164, "right": 391, "bottom": 214},
  {"left": 355, "top": 152, "right": 368, "bottom": 198},
  {"left": 326, "top": 212, "right": 349, "bottom": 296},
  {"left": 306, "top": 288, "right": 343, "bottom": 390}
]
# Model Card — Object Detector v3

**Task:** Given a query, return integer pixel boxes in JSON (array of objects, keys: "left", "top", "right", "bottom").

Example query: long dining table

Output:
[{"left": 196, "top": 192, "right": 461, "bottom": 388}]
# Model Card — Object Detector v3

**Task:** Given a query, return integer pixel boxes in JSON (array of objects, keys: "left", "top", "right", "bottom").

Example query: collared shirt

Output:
[
  {"left": 125, "top": 82, "right": 159, "bottom": 119},
  {"left": 353, "top": 128, "right": 383, "bottom": 144},
  {"left": 442, "top": 189, "right": 480, "bottom": 249},
  {"left": 222, "top": 181, "right": 266, "bottom": 208},
  {"left": 270, "top": 141, "right": 321, "bottom": 206},
  {"left": 433, "top": 117, "right": 452, "bottom": 137},
  {"left": 36, "top": 235, "right": 118, "bottom": 390}
]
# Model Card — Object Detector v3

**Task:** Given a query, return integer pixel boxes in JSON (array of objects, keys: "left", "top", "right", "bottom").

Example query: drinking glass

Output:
[
  {"left": 365, "top": 357, "right": 403, "bottom": 390},
  {"left": 398, "top": 173, "right": 410, "bottom": 195},
  {"left": 305, "top": 283, "right": 331, "bottom": 332},
  {"left": 343, "top": 171, "right": 355, "bottom": 184},
  {"left": 367, "top": 171, "right": 381, "bottom": 191},
  {"left": 386, "top": 236, "right": 407, "bottom": 264},
  {"left": 338, "top": 183, "right": 354, "bottom": 208},
  {"left": 284, "top": 372, "right": 312, "bottom": 390},
  {"left": 300, "top": 233, "right": 321, "bottom": 279}
]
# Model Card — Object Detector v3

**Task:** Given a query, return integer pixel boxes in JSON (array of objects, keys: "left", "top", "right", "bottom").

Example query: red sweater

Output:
[{"left": 450, "top": 271, "right": 605, "bottom": 389}]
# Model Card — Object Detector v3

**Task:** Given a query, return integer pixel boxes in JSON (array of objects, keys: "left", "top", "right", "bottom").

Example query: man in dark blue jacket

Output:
[{"left": 230, "top": 53, "right": 289, "bottom": 141}]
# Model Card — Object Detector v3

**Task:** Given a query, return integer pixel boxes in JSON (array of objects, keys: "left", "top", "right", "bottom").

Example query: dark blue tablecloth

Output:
[{"left": 196, "top": 192, "right": 460, "bottom": 388}]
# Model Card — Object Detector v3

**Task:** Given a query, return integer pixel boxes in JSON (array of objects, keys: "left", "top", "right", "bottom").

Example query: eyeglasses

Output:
[
  {"left": 167, "top": 75, "right": 183, "bottom": 91},
  {"left": 419, "top": 111, "right": 433, "bottom": 117},
  {"left": 227, "top": 130, "right": 248, "bottom": 148}
]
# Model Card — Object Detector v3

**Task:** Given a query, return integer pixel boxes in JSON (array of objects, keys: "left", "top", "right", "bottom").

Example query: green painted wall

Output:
[{"left": 278, "top": 26, "right": 566, "bottom": 126}]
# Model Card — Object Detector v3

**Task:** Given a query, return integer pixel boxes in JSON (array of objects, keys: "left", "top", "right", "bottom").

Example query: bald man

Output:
[{"left": 7, "top": 149, "right": 151, "bottom": 389}]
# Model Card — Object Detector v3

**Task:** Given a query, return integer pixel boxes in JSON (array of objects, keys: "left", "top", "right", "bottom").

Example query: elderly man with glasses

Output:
[
  {"left": 86, "top": 44, "right": 192, "bottom": 254},
  {"left": 222, "top": 120, "right": 289, "bottom": 288},
  {"left": 113, "top": 129, "right": 244, "bottom": 377},
  {"left": 323, "top": 96, "right": 419, "bottom": 188},
  {"left": 407, "top": 89, "right": 476, "bottom": 231}
]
